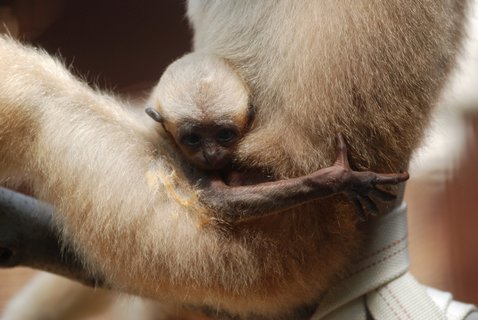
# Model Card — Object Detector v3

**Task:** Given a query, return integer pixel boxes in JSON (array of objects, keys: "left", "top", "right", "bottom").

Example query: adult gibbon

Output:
[{"left": 0, "top": 0, "right": 469, "bottom": 319}]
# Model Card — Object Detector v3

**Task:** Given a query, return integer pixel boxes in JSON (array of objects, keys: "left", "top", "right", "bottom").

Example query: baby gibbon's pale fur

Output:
[
  {"left": 149, "top": 52, "right": 250, "bottom": 125},
  {"left": 0, "top": 0, "right": 470, "bottom": 319}
]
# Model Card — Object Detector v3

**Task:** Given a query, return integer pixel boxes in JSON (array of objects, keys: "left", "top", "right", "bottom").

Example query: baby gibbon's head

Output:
[{"left": 147, "top": 53, "right": 254, "bottom": 171}]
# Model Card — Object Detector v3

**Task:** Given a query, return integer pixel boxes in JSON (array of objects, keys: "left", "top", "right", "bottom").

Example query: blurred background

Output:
[{"left": 1, "top": 0, "right": 478, "bottom": 318}]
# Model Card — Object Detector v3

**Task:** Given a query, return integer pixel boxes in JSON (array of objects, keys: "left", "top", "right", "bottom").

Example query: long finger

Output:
[
  {"left": 361, "top": 195, "right": 379, "bottom": 216},
  {"left": 350, "top": 196, "right": 366, "bottom": 221},
  {"left": 333, "top": 133, "right": 350, "bottom": 168},
  {"left": 372, "top": 172, "right": 409, "bottom": 185}
]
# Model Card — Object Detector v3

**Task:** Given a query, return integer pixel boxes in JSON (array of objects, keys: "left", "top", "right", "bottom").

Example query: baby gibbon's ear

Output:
[{"left": 145, "top": 107, "right": 164, "bottom": 123}]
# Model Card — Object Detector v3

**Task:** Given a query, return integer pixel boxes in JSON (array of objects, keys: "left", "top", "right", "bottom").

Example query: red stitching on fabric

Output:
[
  {"left": 377, "top": 290, "right": 403, "bottom": 319},
  {"left": 357, "top": 234, "right": 408, "bottom": 263},
  {"left": 384, "top": 285, "right": 413, "bottom": 320}
]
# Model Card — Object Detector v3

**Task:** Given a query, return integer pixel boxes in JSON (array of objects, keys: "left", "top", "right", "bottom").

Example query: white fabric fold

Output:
[{"left": 311, "top": 204, "right": 477, "bottom": 320}]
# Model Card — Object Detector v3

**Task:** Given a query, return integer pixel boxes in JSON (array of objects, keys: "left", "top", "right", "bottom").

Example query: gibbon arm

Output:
[
  {"left": 0, "top": 35, "right": 189, "bottom": 295},
  {"left": 199, "top": 134, "right": 408, "bottom": 222}
]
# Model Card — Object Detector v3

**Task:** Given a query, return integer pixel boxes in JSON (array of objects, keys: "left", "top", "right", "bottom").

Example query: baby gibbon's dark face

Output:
[
  {"left": 146, "top": 106, "right": 255, "bottom": 171},
  {"left": 171, "top": 121, "right": 242, "bottom": 171}
]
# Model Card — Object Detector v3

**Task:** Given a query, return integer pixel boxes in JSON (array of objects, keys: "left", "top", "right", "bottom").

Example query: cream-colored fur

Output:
[
  {"left": 188, "top": 0, "right": 467, "bottom": 175},
  {"left": 149, "top": 52, "right": 249, "bottom": 125},
  {"left": 0, "top": 0, "right": 470, "bottom": 319}
]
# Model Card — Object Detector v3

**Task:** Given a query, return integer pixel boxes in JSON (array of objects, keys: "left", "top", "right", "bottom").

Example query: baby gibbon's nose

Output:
[{"left": 203, "top": 148, "right": 226, "bottom": 169}]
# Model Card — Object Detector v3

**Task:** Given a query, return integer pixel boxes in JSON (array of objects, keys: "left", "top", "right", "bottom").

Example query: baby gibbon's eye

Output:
[
  {"left": 181, "top": 133, "right": 201, "bottom": 147},
  {"left": 216, "top": 128, "right": 237, "bottom": 143}
]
